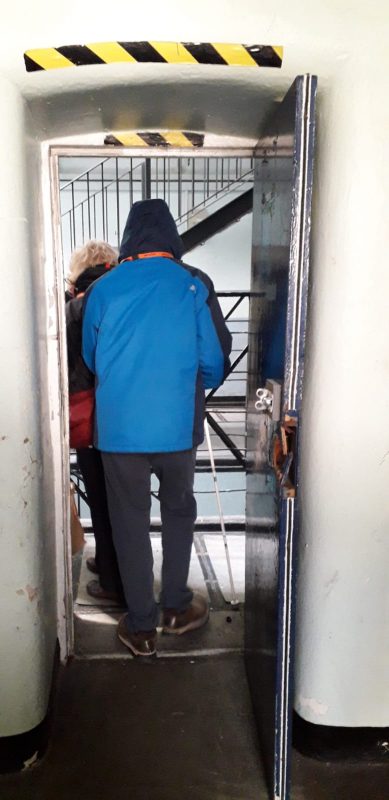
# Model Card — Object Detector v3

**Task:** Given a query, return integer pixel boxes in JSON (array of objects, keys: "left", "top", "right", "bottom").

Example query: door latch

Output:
[
  {"left": 255, "top": 387, "right": 273, "bottom": 413},
  {"left": 255, "top": 380, "right": 282, "bottom": 420}
]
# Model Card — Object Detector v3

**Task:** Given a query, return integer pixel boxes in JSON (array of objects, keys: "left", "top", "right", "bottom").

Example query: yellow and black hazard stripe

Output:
[
  {"left": 104, "top": 131, "right": 204, "bottom": 148},
  {"left": 24, "top": 42, "right": 283, "bottom": 72}
]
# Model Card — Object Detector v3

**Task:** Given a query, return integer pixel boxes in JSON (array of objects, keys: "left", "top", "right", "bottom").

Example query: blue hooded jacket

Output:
[{"left": 82, "top": 199, "right": 232, "bottom": 453}]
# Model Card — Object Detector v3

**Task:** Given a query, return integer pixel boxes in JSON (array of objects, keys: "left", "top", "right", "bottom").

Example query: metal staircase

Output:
[
  {"left": 59, "top": 154, "right": 253, "bottom": 263},
  {"left": 181, "top": 189, "right": 253, "bottom": 253}
]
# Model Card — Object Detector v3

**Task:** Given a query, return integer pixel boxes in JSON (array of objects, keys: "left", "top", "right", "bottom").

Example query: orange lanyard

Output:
[{"left": 121, "top": 251, "right": 173, "bottom": 262}]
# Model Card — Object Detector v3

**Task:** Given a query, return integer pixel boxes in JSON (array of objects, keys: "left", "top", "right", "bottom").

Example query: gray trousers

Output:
[{"left": 102, "top": 449, "right": 197, "bottom": 632}]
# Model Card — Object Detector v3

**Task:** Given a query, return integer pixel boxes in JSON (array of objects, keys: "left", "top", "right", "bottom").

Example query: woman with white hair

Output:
[{"left": 66, "top": 240, "right": 124, "bottom": 604}]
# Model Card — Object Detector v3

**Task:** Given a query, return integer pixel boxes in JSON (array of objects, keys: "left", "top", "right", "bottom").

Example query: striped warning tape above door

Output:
[
  {"left": 24, "top": 42, "right": 283, "bottom": 72},
  {"left": 104, "top": 132, "right": 204, "bottom": 148}
]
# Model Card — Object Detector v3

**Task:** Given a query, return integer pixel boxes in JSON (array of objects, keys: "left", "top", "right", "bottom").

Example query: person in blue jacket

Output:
[{"left": 82, "top": 199, "right": 232, "bottom": 657}]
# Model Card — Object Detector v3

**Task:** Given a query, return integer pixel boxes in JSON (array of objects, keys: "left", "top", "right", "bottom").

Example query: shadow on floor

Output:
[{"left": 0, "top": 655, "right": 388, "bottom": 800}]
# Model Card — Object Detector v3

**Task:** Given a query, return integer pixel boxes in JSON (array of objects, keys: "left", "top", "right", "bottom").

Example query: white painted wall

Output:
[
  {"left": 190, "top": 214, "right": 252, "bottom": 291},
  {"left": 0, "top": 79, "right": 57, "bottom": 735},
  {"left": 296, "top": 56, "right": 389, "bottom": 726},
  {"left": 0, "top": 0, "right": 388, "bottom": 734}
]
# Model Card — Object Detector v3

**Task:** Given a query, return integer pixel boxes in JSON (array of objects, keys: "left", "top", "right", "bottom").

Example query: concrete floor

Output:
[
  {"left": 292, "top": 753, "right": 389, "bottom": 800},
  {"left": 0, "top": 656, "right": 265, "bottom": 800},
  {"left": 0, "top": 655, "right": 388, "bottom": 800}
]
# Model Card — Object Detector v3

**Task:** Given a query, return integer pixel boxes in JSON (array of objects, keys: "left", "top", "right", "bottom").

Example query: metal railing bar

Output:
[
  {"left": 68, "top": 212, "right": 73, "bottom": 251},
  {"left": 101, "top": 163, "right": 105, "bottom": 239},
  {"left": 224, "top": 296, "right": 245, "bottom": 321},
  {"left": 216, "top": 291, "right": 260, "bottom": 297},
  {"left": 206, "top": 346, "right": 248, "bottom": 403},
  {"left": 93, "top": 195, "right": 96, "bottom": 237},
  {"left": 60, "top": 177, "right": 151, "bottom": 185},
  {"left": 205, "top": 410, "right": 246, "bottom": 414},
  {"left": 201, "top": 444, "right": 247, "bottom": 451},
  {"left": 57, "top": 176, "right": 250, "bottom": 187},
  {"left": 60, "top": 159, "right": 253, "bottom": 190},
  {"left": 176, "top": 168, "right": 253, "bottom": 226},
  {"left": 205, "top": 413, "right": 246, "bottom": 468},
  {"left": 60, "top": 157, "right": 109, "bottom": 191},
  {"left": 105, "top": 187, "right": 109, "bottom": 242},
  {"left": 189, "top": 489, "right": 245, "bottom": 494},
  {"left": 86, "top": 172, "right": 91, "bottom": 238},
  {"left": 115, "top": 159, "right": 120, "bottom": 248},
  {"left": 192, "top": 159, "right": 195, "bottom": 207},
  {"left": 71, "top": 183, "right": 76, "bottom": 245},
  {"left": 130, "top": 157, "right": 133, "bottom": 206},
  {"left": 62, "top": 160, "right": 144, "bottom": 219},
  {"left": 69, "top": 479, "right": 89, "bottom": 506}
]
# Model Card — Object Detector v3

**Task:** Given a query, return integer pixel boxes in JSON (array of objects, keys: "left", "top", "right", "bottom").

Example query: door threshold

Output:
[
  {"left": 73, "top": 607, "right": 244, "bottom": 659},
  {"left": 74, "top": 646, "right": 244, "bottom": 661}
]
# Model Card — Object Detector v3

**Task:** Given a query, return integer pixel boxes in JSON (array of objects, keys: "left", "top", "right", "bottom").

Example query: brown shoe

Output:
[
  {"left": 117, "top": 614, "right": 157, "bottom": 657},
  {"left": 86, "top": 579, "right": 122, "bottom": 605},
  {"left": 162, "top": 593, "right": 209, "bottom": 635},
  {"left": 86, "top": 557, "right": 99, "bottom": 575}
]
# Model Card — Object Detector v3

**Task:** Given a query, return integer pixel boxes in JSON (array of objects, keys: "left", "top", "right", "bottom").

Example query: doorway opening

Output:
[{"left": 53, "top": 146, "right": 254, "bottom": 659}]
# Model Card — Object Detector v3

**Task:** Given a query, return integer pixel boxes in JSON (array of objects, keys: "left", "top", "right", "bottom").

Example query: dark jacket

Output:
[
  {"left": 82, "top": 200, "right": 232, "bottom": 453},
  {"left": 66, "top": 264, "right": 113, "bottom": 395}
]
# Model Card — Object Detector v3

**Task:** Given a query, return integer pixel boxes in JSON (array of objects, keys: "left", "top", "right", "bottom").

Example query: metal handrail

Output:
[
  {"left": 176, "top": 168, "right": 253, "bottom": 229},
  {"left": 61, "top": 159, "right": 144, "bottom": 217},
  {"left": 60, "top": 158, "right": 110, "bottom": 192},
  {"left": 60, "top": 155, "right": 254, "bottom": 256}
]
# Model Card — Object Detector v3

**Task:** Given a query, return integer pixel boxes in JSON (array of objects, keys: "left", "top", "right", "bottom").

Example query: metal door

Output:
[{"left": 245, "top": 74, "right": 317, "bottom": 800}]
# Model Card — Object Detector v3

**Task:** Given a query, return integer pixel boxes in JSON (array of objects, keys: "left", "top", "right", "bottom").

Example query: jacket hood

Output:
[{"left": 119, "top": 199, "right": 183, "bottom": 262}]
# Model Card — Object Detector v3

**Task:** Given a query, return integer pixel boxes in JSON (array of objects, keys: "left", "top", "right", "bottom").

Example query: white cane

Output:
[{"left": 204, "top": 417, "right": 239, "bottom": 607}]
